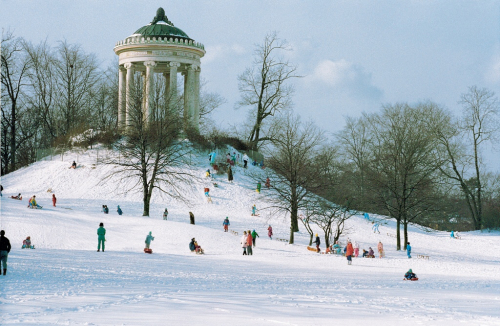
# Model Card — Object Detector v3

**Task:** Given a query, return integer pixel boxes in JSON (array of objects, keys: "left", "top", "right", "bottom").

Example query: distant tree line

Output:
[{"left": 237, "top": 32, "right": 500, "bottom": 246}]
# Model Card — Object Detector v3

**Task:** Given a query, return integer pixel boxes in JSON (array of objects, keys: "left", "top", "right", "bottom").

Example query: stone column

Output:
[
  {"left": 184, "top": 65, "right": 195, "bottom": 129},
  {"left": 193, "top": 66, "right": 201, "bottom": 131},
  {"left": 124, "top": 63, "right": 134, "bottom": 130},
  {"left": 144, "top": 61, "right": 157, "bottom": 124},
  {"left": 118, "top": 66, "right": 126, "bottom": 131},
  {"left": 163, "top": 72, "right": 170, "bottom": 105},
  {"left": 169, "top": 62, "right": 180, "bottom": 108},
  {"left": 141, "top": 71, "right": 147, "bottom": 120}
]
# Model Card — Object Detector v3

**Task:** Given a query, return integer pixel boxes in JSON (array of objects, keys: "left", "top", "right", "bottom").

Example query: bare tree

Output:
[
  {"left": 363, "top": 102, "right": 445, "bottom": 250},
  {"left": 102, "top": 74, "right": 192, "bottom": 216},
  {"left": 53, "top": 40, "right": 100, "bottom": 135},
  {"left": 1, "top": 30, "right": 31, "bottom": 174},
  {"left": 236, "top": 32, "right": 300, "bottom": 150},
  {"left": 263, "top": 112, "right": 328, "bottom": 244},
  {"left": 436, "top": 86, "right": 499, "bottom": 230},
  {"left": 311, "top": 198, "right": 355, "bottom": 248}
]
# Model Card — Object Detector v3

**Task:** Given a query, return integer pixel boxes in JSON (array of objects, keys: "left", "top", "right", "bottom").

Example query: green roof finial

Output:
[{"left": 151, "top": 7, "right": 174, "bottom": 26}]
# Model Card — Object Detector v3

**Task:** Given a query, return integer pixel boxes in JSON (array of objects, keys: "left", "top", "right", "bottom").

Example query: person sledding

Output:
[
  {"left": 144, "top": 232, "right": 154, "bottom": 253},
  {"left": 102, "top": 205, "right": 109, "bottom": 214},
  {"left": 70, "top": 161, "right": 77, "bottom": 169},
  {"left": 404, "top": 269, "right": 418, "bottom": 280},
  {"left": 223, "top": 217, "right": 230, "bottom": 232},
  {"left": 10, "top": 193, "right": 22, "bottom": 200},
  {"left": 28, "top": 195, "right": 42, "bottom": 209},
  {"left": 22, "top": 236, "right": 35, "bottom": 249},
  {"left": 189, "top": 238, "right": 204, "bottom": 254},
  {"left": 366, "top": 247, "right": 375, "bottom": 258}
]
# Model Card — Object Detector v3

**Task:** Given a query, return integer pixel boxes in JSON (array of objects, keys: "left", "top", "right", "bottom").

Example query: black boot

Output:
[{"left": 3, "top": 269, "right": 6, "bottom": 275}]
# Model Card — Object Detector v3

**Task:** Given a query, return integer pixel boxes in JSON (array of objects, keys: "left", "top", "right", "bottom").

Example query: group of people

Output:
[
  {"left": 240, "top": 230, "right": 259, "bottom": 255},
  {"left": 102, "top": 205, "right": 122, "bottom": 215},
  {"left": 22, "top": 236, "right": 35, "bottom": 249}
]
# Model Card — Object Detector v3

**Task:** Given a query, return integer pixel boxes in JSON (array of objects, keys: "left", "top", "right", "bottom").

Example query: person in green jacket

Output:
[
  {"left": 251, "top": 229, "right": 259, "bottom": 247},
  {"left": 97, "top": 222, "right": 106, "bottom": 252},
  {"left": 145, "top": 232, "right": 154, "bottom": 249}
]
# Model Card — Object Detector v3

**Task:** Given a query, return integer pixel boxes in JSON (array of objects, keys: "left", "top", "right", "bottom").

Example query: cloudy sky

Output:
[{"left": 2, "top": 1, "right": 499, "bottom": 169}]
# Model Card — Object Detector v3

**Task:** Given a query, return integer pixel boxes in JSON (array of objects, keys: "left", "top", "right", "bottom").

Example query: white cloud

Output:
[
  {"left": 202, "top": 43, "right": 247, "bottom": 64},
  {"left": 486, "top": 53, "right": 500, "bottom": 83},
  {"left": 307, "top": 59, "right": 383, "bottom": 100}
]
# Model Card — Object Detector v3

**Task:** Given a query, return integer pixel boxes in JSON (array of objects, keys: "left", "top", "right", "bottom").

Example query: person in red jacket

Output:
[
  {"left": 246, "top": 230, "right": 253, "bottom": 255},
  {"left": 346, "top": 240, "right": 354, "bottom": 265},
  {"left": 52, "top": 194, "right": 57, "bottom": 207}
]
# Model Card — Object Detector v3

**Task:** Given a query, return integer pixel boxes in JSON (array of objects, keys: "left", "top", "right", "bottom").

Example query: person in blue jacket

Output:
[
  {"left": 145, "top": 232, "right": 154, "bottom": 249},
  {"left": 406, "top": 242, "right": 412, "bottom": 258},
  {"left": 97, "top": 223, "right": 106, "bottom": 252},
  {"left": 117, "top": 205, "right": 123, "bottom": 215},
  {"left": 450, "top": 230, "right": 455, "bottom": 238}
]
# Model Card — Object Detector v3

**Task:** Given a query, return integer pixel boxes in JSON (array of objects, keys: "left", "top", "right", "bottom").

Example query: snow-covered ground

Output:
[{"left": 1, "top": 147, "right": 500, "bottom": 325}]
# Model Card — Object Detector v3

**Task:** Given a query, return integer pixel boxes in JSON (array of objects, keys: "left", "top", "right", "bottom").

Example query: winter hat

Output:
[
  {"left": 253, "top": 230, "right": 255, "bottom": 232},
  {"left": 315, "top": 233, "right": 318, "bottom": 237},
  {"left": 409, "top": 269, "right": 412, "bottom": 273},
  {"left": 149, "top": 232, "right": 152, "bottom": 235},
  {"left": 117, "top": 205, "right": 120, "bottom": 208},
  {"left": 99, "top": 222, "right": 104, "bottom": 226},
  {"left": 192, "top": 238, "right": 195, "bottom": 241}
]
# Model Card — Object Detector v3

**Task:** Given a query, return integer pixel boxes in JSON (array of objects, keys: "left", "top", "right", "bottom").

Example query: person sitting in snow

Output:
[
  {"left": 189, "top": 238, "right": 204, "bottom": 254},
  {"left": 404, "top": 269, "right": 417, "bottom": 280},
  {"left": 145, "top": 232, "right": 154, "bottom": 249},
  {"left": 205, "top": 169, "right": 211, "bottom": 177},
  {"left": 163, "top": 208, "right": 168, "bottom": 220},
  {"left": 362, "top": 249, "right": 368, "bottom": 257},
  {"left": 11, "top": 193, "right": 22, "bottom": 200},
  {"left": 102, "top": 205, "right": 109, "bottom": 214},
  {"left": 22, "top": 236, "right": 34, "bottom": 249},
  {"left": 333, "top": 241, "right": 341, "bottom": 254},
  {"left": 70, "top": 161, "right": 77, "bottom": 169},
  {"left": 367, "top": 247, "right": 375, "bottom": 258},
  {"left": 28, "top": 195, "right": 42, "bottom": 209},
  {"left": 204, "top": 187, "right": 210, "bottom": 197},
  {"left": 117, "top": 205, "right": 123, "bottom": 215}
]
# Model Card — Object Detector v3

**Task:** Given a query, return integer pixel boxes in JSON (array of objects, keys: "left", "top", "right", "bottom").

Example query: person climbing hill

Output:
[{"left": 267, "top": 225, "right": 273, "bottom": 240}]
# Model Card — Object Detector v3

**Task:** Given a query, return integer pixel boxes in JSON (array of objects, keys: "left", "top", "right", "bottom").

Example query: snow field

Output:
[{"left": 1, "top": 147, "right": 500, "bottom": 325}]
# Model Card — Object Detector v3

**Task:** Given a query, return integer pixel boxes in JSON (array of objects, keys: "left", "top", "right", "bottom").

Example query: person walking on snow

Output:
[
  {"left": 354, "top": 241, "right": 360, "bottom": 257},
  {"left": 228, "top": 165, "right": 233, "bottom": 182},
  {"left": 346, "top": 240, "right": 354, "bottom": 265},
  {"left": 223, "top": 217, "right": 230, "bottom": 232},
  {"left": 241, "top": 231, "right": 248, "bottom": 255},
  {"left": 406, "top": 242, "right": 412, "bottom": 258},
  {"left": 145, "top": 232, "right": 154, "bottom": 249},
  {"left": 372, "top": 222, "right": 380, "bottom": 234},
  {"left": 52, "top": 194, "right": 57, "bottom": 207},
  {"left": 97, "top": 222, "right": 106, "bottom": 252},
  {"left": 163, "top": 208, "right": 168, "bottom": 220},
  {"left": 0, "top": 230, "right": 11, "bottom": 275},
  {"left": 117, "top": 205, "right": 123, "bottom": 215},
  {"left": 267, "top": 225, "right": 273, "bottom": 240},
  {"left": 247, "top": 230, "right": 253, "bottom": 255},
  {"left": 243, "top": 153, "right": 249, "bottom": 168},
  {"left": 377, "top": 241, "right": 384, "bottom": 258},
  {"left": 314, "top": 234, "right": 321, "bottom": 253},
  {"left": 251, "top": 230, "right": 259, "bottom": 247},
  {"left": 256, "top": 182, "right": 261, "bottom": 193}
]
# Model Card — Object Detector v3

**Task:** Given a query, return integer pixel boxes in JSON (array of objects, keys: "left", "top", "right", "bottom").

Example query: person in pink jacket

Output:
[
  {"left": 246, "top": 230, "right": 253, "bottom": 255},
  {"left": 267, "top": 225, "right": 273, "bottom": 240},
  {"left": 353, "top": 241, "right": 359, "bottom": 257},
  {"left": 346, "top": 240, "right": 354, "bottom": 265},
  {"left": 241, "top": 231, "right": 248, "bottom": 255},
  {"left": 377, "top": 241, "right": 384, "bottom": 258}
]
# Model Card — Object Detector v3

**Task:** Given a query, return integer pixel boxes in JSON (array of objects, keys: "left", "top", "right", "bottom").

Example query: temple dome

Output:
[{"left": 131, "top": 8, "right": 193, "bottom": 41}]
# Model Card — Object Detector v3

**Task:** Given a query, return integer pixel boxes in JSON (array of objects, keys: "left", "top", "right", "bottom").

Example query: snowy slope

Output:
[{"left": 1, "top": 147, "right": 499, "bottom": 326}]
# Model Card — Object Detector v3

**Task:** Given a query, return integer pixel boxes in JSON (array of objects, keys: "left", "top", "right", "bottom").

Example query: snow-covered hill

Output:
[{"left": 1, "top": 146, "right": 499, "bottom": 325}]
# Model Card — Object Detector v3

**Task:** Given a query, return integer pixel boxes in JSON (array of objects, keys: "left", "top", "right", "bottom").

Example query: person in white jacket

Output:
[
  {"left": 243, "top": 154, "right": 250, "bottom": 168},
  {"left": 241, "top": 231, "right": 248, "bottom": 255},
  {"left": 354, "top": 241, "right": 360, "bottom": 257}
]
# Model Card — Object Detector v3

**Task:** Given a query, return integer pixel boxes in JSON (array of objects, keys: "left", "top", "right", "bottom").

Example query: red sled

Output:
[
  {"left": 144, "top": 248, "right": 153, "bottom": 254},
  {"left": 10, "top": 196, "right": 22, "bottom": 200},
  {"left": 403, "top": 278, "right": 418, "bottom": 281}
]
